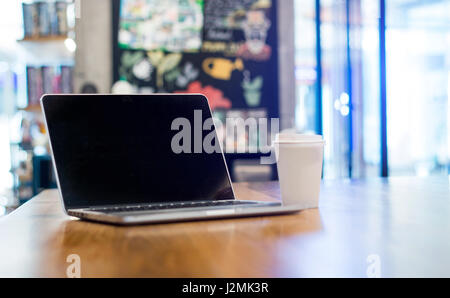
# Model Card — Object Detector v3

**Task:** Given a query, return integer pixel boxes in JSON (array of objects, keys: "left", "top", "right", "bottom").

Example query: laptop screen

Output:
[{"left": 42, "top": 94, "right": 235, "bottom": 209}]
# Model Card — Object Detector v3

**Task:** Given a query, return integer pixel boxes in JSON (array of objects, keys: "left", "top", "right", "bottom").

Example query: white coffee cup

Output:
[{"left": 273, "top": 133, "right": 324, "bottom": 209}]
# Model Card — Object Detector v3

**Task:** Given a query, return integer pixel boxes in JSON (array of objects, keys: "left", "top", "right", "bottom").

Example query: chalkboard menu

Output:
[{"left": 113, "top": 0, "right": 279, "bottom": 153}]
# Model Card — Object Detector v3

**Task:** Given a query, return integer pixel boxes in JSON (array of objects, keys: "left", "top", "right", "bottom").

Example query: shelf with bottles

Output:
[
  {"left": 9, "top": 144, "right": 34, "bottom": 203},
  {"left": 9, "top": 63, "right": 73, "bottom": 203},
  {"left": 18, "top": 0, "right": 76, "bottom": 64},
  {"left": 21, "top": 0, "right": 74, "bottom": 41},
  {"left": 22, "top": 64, "right": 74, "bottom": 113},
  {"left": 9, "top": 108, "right": 53, "bottom": 203},
  {"left": 9, "top": 146, "right": 55, "bottom": 203},
  {"left": 18, "top": 35, "right": 69, "bottom": 43},
  {"left": 10, "top": 62, "right": 72, "bottom": 203}
]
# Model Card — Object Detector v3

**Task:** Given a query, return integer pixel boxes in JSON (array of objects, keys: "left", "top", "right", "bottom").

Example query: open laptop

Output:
[{"left": 41, "top": 94, "right": 300, "bottom": 225}]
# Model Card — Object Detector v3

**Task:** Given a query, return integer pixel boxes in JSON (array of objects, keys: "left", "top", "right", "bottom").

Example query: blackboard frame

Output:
[{"left": 112, "top": 0, "right": 279, "bottom": 118}]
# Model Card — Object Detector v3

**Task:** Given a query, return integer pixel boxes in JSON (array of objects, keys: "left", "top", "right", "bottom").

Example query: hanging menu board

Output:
[{"left": 113, "top": 0, "right": 279, "bottom": 151}]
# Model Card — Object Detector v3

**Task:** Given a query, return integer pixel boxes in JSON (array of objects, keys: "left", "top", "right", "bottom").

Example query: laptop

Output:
[{"left": 41, "top": 94, "right": 301, "bottom": 225}]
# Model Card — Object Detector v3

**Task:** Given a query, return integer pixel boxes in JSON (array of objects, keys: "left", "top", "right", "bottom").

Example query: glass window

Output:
[
  {"left": 386, "top": 0, "right": 450, "bottom": 176},
  {"left": 0, "top": 1, "right": 22, "bottom": 196},
  {"left": 321, "top": 0, "right": 350, "bottom": 179},
  {"left": 355, "top": 0, "right": 381, "bottom": 177},
  {"left": 294, "top": 0, "right": 318, "bottom": 134}
]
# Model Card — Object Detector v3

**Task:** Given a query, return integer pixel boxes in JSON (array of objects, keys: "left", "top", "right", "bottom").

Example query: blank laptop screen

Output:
[{"left": 42, "top": 94, "right": 234, "bottom": 209}]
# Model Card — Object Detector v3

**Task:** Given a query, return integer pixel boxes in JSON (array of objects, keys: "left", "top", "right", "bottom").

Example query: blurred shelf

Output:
[
  {"left": 18, "top": 105, "right": 42, "bottom": 113},
  {"left": 15, "top": 35, "right": 75, "bottom": 64},
  {"left": 17, "top": 35, "right": 68, "bottom": 43}
]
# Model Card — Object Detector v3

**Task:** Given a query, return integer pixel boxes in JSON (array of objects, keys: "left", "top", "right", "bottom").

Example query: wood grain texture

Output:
[{"left": 0, "top": 177, "right": 449, "bottom": 277}]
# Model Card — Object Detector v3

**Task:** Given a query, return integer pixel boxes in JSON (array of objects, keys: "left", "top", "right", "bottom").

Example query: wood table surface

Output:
[{"left": 0, "top": 177, "right": 449, "bottom": 278}]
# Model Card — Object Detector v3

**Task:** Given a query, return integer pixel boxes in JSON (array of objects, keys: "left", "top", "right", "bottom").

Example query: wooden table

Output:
[{"left": 0, "top": 177, "right": 449, "bottom": 278}]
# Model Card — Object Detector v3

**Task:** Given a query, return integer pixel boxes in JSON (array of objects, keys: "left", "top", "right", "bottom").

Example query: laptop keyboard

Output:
[{"left": 89, "top": 200, "right": 260, "bottom": 214}]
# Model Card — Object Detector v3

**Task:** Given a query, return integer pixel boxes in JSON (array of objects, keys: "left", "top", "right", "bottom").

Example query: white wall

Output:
[{"left": 74, "top": 0, "right": 112, "bottom": 93}]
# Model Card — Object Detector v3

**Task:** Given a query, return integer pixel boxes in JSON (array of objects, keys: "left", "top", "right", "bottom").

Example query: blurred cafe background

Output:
[{"left": 0, "top": 0, "right": 449, "bottom": 215}]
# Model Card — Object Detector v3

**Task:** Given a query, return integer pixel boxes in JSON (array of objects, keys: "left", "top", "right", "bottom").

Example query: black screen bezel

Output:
[{"left": 41, "top": 94, "right": 235, "bottom": 210}]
